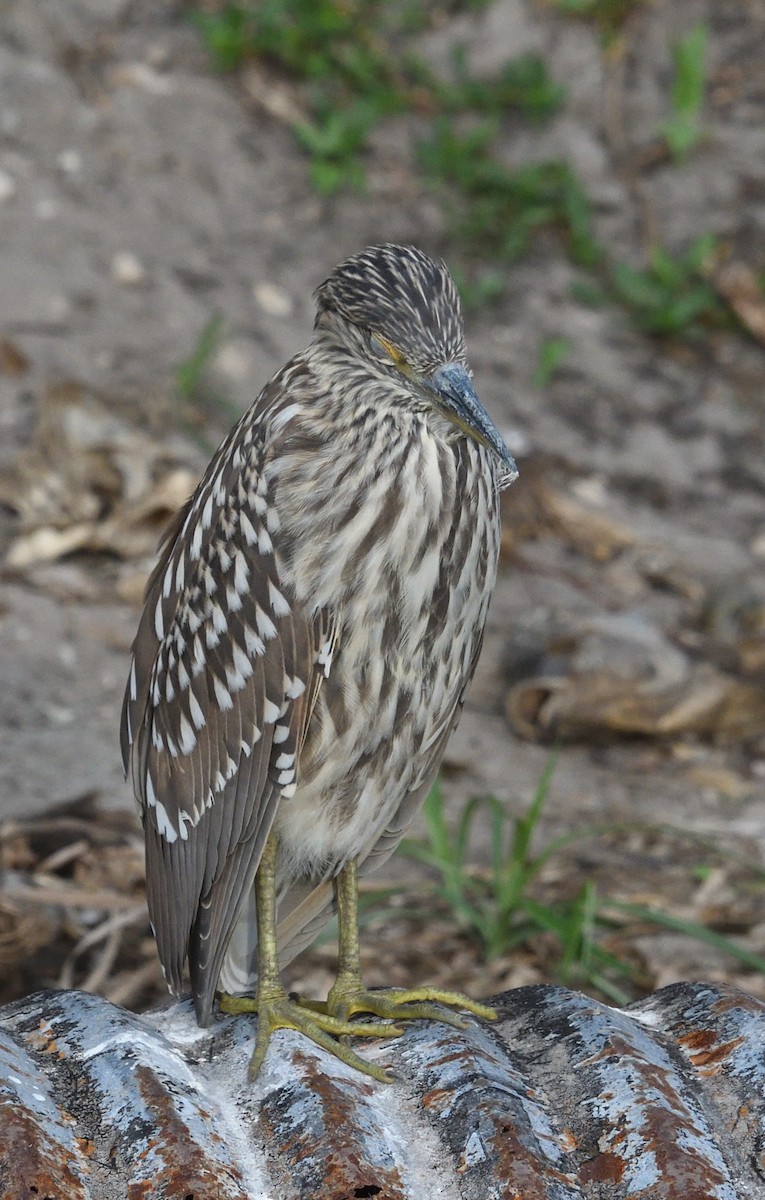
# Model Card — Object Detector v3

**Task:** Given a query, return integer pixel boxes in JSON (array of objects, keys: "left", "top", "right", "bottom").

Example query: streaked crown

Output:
[{"left": 314, "top": 243, "right": 466, "bottom": 373}]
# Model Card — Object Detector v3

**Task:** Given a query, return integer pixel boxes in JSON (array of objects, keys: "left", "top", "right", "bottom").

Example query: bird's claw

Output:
[
  {"left": 219, "top": 991, "right": 401, "bottom": 1083},
  {"left": 299, "top": 983, "right": 498, "bottom": 1029}
]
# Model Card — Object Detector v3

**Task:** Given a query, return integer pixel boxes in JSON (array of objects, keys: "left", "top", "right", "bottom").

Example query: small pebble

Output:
[
  {"left": 0, "top": 169, "right": 16, "bottom": 202},
  {"left": 57, "top": 150, "right": 82, "bottom": 175},
  {"left": 35, "top": 197, "right": 58, "bottom": 220},
  {"left": 571, "top": 476, "right": 608, "bottom": 506},
  {"left": 111, "top": 251, "right": 146, "bottom": 286},
  {"left": 253, "top": 281, "right": 293, "bottom": 318},
  {"left": 215, "top": 342, "right": 254, "bottom": 381}
]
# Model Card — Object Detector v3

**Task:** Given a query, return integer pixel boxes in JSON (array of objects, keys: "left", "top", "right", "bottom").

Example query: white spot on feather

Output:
[
  {"left": 234, "top": 551, "right": 249, "bottom": 594},
  {"left": 190, "top": 522, "right": 203, "bottom": 560},
  {"left": 179, "top": 714, "right": 196, "bottom": 754},
  {"left": 226, "top": 663, "right": 247, "bottom": 693},
  {"left": 232, "top": 642, "right": 254, "bottom": 682},
  {"left": 271, "top": 402, "right": 302, "bottom": 431},
  {"left": 244, "top": 625, "right": 265, "bottom": 657},
  {"left": 154, "top": 599, "right": 164, "bottom": 640},
  {"left": 162, "top": 563, "right": 173, "bottom": 599},
  {"left": 201, "top": 493, "right": 214, "bottom": 530},
  {"left": 263, "top": 699, "right": 279, "bottom": 724},
  {"left": 226, "top": 585, "right": 243, "bottom": 613},
  {"left": 256, "top": 606, "right": 277, "bottom": 640},
  {"left": 240, "top": 510, "right": 258, "bottom": 546},
  {"left": 317, "top": 639, "right": 334, "bottom": 677},
  {"left": 202, "top": 564, "right": 216, "bottom": 596},
  {"left": 214, "top": 677, "right": 233, "bottom": 711},
  {"left": 211, "top": 603, "right": 227, "bottom": 634},
  {"left": 189, "top": 691, "right": 206, "bottom": 730},
  {"left": 155, "top": 800, "right": 178, "bottom": 843},
  {"left": 192, "top": 636, "right": 205, "bottom": 675},
  {"left": 273, "top": 723, "right": 289, "bottom": 744},
  {"left": 268, "top": 580, "right": 290, "bottom": 617}
]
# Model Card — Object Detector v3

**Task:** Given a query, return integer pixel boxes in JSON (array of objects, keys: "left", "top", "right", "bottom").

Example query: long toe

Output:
[
  {"left": 246, "top": 994, "right": 402, "bottom": 1084},
  {"left": 323, "top": 985, "right": 497, "bottom": 1028}
]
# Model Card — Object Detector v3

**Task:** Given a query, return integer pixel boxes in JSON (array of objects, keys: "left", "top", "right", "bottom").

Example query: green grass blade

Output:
[{"left": 605, "top": 901, "right": 765, "bottom": 975}]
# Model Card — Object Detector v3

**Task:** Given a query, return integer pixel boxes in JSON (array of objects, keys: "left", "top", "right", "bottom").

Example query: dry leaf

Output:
[
  {"left": 0, "top": 337, "right": 29, "bottom": 376},
  {"left": 3, "top": 382, "right": 199, "bottom": 569},
  {"left": 709, "top": 260, "right": 765, "bottom": 343},
  {"left": 500, "top": 458, "right": 634, "bottom": 562},
  {"left": 506, "top": 613, "right": 765, "bottom": 744}
]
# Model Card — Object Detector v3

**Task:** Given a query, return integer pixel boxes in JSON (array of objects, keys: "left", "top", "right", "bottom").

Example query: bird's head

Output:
[{"left": 314, "top": 244, "right": 517, "bottom": 480}]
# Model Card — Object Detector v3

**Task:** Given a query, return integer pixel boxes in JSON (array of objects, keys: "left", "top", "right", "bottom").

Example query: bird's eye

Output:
[{"left": 370, "top": 333, "right": 407, "bottom": 369}]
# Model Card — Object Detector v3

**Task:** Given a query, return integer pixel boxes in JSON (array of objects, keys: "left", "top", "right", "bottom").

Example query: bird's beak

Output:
[{"left": 429, "top": 363, "right": 518, "bottom": 481}]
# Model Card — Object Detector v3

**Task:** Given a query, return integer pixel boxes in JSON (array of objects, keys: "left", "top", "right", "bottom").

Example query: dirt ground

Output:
[{"left": 1, "top": 0, "right": 765, "bottom": 1010}]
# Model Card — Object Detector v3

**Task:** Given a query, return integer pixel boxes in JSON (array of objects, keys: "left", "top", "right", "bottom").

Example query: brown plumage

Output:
[{"left": 121, "top": 244, "right": 516, "bottom": 1032}]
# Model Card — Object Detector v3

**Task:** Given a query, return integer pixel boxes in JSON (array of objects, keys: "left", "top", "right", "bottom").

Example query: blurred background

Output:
[{"left": 1, "top": 0, "right": 765, "bottom": 1017}]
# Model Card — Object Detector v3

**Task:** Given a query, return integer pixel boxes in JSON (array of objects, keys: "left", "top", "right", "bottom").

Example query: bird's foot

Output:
[
  {"left": 301, "top": 980, "right": 497, "bottom": 1030},
  {"left": 219, "top": 990, "right": 402, "bottom": 1083}
]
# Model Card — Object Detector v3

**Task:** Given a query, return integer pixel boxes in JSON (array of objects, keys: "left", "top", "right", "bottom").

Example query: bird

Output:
[{"left": 121, "top": 243, "right": 517, "bottom": 1082}]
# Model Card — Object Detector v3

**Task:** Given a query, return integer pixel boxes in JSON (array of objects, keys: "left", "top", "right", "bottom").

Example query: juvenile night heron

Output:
[{"left": 121, "top": 244, "right": 517, "bottom": 1082}]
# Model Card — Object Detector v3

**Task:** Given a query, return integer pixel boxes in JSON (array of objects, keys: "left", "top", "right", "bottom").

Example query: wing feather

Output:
[{"left": 121, "top": 402, "right": 326, "bottom": 1022}]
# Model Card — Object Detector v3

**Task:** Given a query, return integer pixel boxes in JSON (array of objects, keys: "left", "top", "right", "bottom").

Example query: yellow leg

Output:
[
  {"left": 300, "top": 858, "right": 498, "bottom": 1028},
  {"left": 219, "top": 833, "right": 401, "bottom": 1083}
]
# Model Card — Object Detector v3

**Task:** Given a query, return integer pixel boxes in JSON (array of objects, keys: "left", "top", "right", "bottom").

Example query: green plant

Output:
[
  {"left": 450, "top": 266, "right": 507, "bottom": 312},
  {"left": 659, "top": 24, "right": 709, "bottom": 161},
  {"left": 192, "top": 4, "right": 738, "bottom": 336},
  {"left": 400, "top": 760, "right": 638, "bottom": 1001},
  {"left": 175, "top": 315, "right": 240, "bottom": 450},
  {"left": 437, "top": 49, "right": 564, "bottom": 121},
  {"left": 193, "top": 5, "right": 255, "bottom": 71},
  {"left": 294, "top": 100, "right": 380, "bottom": 192},
  {"left": 175, "top": 314, "right": 224, "bottom": 402},
  {"left": 418, "top": 120, "right": 600, "bottom": 267},
  {"left": 610, "top": 234, "right": 725, "bottom": 334},
  {"left": 603, "top": 900, "right": 765, "bottom": 976},
  {"left": 534, "top": 336, "right": 572, "bottom": 386},
  {"left": 193, "top": 2, "right": 565, "bottom": 196},
  {"left": 553, "top": 0, "right": 644, "bottom": 41},
  {"left": 400, "top": 762, "right": 765, "bottom": 1005}
]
